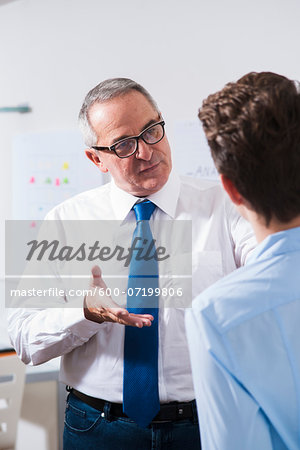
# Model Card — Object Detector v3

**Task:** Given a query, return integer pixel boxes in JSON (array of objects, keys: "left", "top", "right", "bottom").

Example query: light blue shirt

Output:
[{"left": 186, "top": 227, "right": 300, "bottom": 450}]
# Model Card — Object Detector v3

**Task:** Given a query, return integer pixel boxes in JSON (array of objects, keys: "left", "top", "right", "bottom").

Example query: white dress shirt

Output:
[{"left": 7, "top": 171, "right": 255, "bottom": 403}]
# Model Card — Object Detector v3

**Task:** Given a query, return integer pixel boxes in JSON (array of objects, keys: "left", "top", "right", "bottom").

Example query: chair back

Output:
[{"left": 0, "top": 352, "right": 25, "bottom": 449}]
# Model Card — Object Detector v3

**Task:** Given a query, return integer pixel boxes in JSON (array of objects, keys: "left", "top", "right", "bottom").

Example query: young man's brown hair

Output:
[{"left": 199, "top": 72, "right": 300, "bottom": 225}]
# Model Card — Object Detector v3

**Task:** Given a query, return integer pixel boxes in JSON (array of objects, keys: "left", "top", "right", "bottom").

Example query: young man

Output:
[{"left": 186, "top": 72, "right": 300, "bottom": 450}]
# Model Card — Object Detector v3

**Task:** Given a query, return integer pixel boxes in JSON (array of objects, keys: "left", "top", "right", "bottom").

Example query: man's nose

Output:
[{"left": 135, "top": 139, "right": 153, "bottom": 161}]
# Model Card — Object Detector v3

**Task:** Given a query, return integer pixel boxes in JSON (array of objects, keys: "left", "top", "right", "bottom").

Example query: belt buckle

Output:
[
  {"left": 177, "top": 407, "right": 184, "bottom": 418},
  {"left": 151, "top": 404, "right": 178, "bottom": 423},
  {"left": 152, "top": 405, "right": 189, "bottom": 423},
  {"left": 151, "top": 418, "right": 173, "bottom": 424}
]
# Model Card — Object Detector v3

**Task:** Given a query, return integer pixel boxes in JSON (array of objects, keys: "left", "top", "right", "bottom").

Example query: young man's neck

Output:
[
  {"left": 247, "top": 212, "right": 300, "bottom": 243},
  {"left": 219, "top": 175, "right": 300, "bottom": 243}
]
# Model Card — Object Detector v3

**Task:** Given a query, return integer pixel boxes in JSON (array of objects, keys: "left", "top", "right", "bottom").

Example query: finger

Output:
[
  {"left": 90, "top": 265, "right": 108, "bottom": 289},
  {"left": 119, "top": 314, "right": 153, "bottom": 328},
  {"left": 101, "top": 307, "right": 152, "bottom": 327},
  {"left": 91, "top": 265, "right": 101, "bottom": 279},
  {"left": 132, "top": 314, "right": 154, "bottom": 321}
]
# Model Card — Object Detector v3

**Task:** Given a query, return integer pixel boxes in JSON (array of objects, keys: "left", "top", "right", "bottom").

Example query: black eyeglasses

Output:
[{"left": 91, "top": 120, "right": 165, "bottom": 159}]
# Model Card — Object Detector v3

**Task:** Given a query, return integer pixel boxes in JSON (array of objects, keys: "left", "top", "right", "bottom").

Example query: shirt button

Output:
[{"left": 101, "top": 412, "right": 105, "bottom": 418}]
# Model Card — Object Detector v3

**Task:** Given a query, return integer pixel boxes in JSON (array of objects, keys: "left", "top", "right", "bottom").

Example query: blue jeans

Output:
[{"left": 63, "top": 392, "right": 201, "bottom": 450}]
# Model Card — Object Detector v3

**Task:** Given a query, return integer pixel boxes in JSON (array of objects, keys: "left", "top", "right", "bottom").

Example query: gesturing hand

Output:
[{"left": 84, "top": 265, "right": 154, "bottom": 328}]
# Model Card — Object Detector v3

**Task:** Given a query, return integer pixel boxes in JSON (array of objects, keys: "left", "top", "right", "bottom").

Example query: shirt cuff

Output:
[{"left": 63, "top": 307, "right": 103, "bottom": 341}]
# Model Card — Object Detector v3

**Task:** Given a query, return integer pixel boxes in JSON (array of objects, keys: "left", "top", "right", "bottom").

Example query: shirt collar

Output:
[
  {"left": 247, "top": 226, "right": 300, "bottom": 264},
  {"left": 110, "top": 169, "right": 180, "bottom": 221}
]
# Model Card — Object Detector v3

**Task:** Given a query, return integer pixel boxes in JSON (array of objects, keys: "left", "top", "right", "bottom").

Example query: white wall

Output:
[
  {"left": 0, "top": 0, "right": 300, "bottom": 448},
  {"left": 0, "top": 0, "right": 300, "bottom": 228}
]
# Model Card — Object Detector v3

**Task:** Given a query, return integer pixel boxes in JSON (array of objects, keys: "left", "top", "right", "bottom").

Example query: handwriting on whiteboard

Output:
[{"left": 172, "top": 120, "right": 218, "bottom": 181}]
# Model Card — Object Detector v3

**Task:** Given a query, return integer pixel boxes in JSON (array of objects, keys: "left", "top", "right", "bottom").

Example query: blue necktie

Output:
[{"left": 123, "top": 200, "right": 160, "bottom": 428}]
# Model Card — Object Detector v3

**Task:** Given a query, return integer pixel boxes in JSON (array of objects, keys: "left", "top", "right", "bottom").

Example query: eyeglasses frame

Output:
[{"left": 91, "top": 119, "right": 165, "bottom": 159}]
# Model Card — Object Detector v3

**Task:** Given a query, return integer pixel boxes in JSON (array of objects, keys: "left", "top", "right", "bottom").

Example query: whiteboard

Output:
[
  {"left": 12, "top": 130, "right": 104, "bottom": 220},
  {"left": 172, "top": 120, "right": 218, "bottom": 181}
]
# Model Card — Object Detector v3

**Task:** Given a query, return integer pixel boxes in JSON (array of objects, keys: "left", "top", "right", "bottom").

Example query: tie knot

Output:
[{"left": 133, "top": 200, "right": 156, "bottom": 221}]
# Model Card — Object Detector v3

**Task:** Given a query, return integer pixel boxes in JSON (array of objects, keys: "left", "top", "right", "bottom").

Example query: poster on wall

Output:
[
  {"left": 172, "top": 120, "right": 219, "bottom": 181},
  {"left": 12, "top": 130, "right": 104, "bottom": 220}
]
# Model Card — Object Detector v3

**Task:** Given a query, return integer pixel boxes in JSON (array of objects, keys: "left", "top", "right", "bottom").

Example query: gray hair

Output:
[{"left": 78, "top": 78, "right": 159, "bottom": 148}]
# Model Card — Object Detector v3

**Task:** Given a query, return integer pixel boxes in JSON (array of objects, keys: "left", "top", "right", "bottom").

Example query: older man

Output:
[{"left": 8, "top": 78, "right": 254, "bottom": 449}]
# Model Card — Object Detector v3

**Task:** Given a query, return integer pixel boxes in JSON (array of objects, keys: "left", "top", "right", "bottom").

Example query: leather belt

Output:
[{"left": 71, "top": 389, "right": 196, "bottom": 423}]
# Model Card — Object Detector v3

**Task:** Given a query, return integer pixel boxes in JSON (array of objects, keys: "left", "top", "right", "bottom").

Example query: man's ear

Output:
[
  {"left": 220, "top": 174, "right": 243, "bottom": 206},
  {"left": 85, "top": 149, "right": 108, "bottom": 173}
]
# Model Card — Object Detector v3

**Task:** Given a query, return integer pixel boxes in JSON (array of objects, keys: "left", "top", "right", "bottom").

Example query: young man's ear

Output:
[
  {"left": 220, "top": 174, "right": 243, "bottom": 206},
  {"left": 85, "top": 149, "right": 108, "bottom": 173}
]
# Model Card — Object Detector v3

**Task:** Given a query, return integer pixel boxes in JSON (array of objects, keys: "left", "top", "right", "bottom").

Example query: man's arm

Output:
[
  {"left": 225, "top": 197, "right": 256, "bottom": 267},
  {"left": 7, "top": 265, "right": 153, "bottom": 366},
  {"left": 7, "top": 306, "right": 101, "bottom": 365},
  {"left": 185, "top": 307, "right": 273, "bottom": 450}
]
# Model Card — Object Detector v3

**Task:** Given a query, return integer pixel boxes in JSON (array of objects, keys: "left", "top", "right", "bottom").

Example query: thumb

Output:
[{"left": 91, "top": 265, "right": 103, "bottom": 287}]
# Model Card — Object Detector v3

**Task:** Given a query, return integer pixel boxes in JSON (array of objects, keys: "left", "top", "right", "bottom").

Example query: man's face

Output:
[{"left": 86, "top": 90, "right": 172, "bottom": 197}]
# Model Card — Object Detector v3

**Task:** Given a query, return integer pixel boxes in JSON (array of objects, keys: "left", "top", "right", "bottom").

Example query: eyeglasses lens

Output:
[
  {"left": 114, "top": 122, "right": 164, "bottom": 158},
  {"left": 142, "top": 123, "right": 164, "bottom": 144},
  {"left": 114, "top": 139, "right": 137, "bottom": 158}
]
